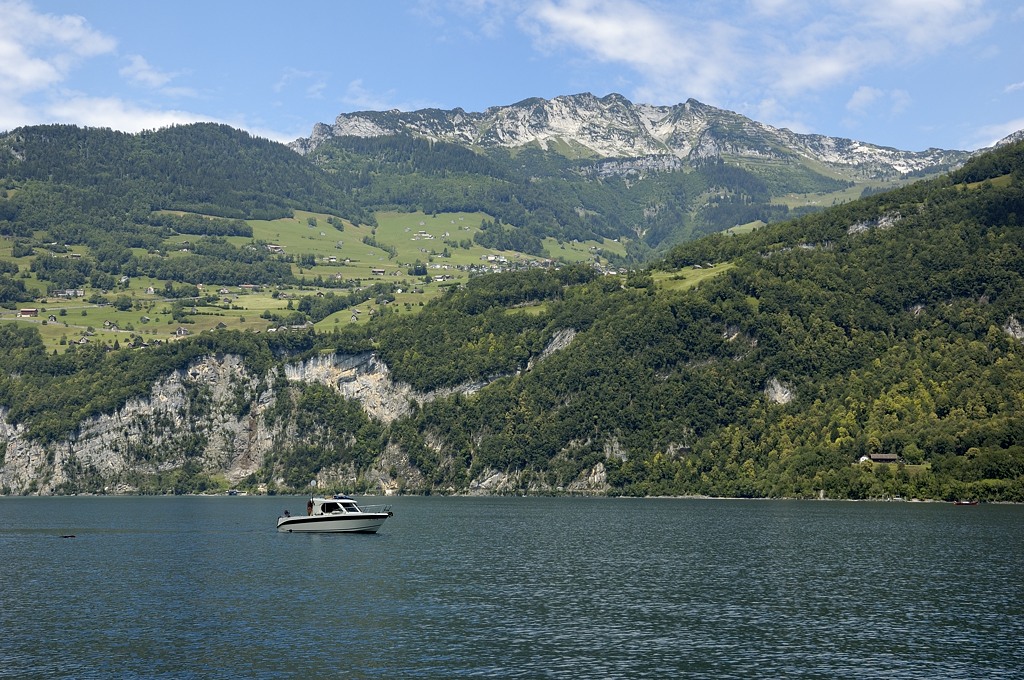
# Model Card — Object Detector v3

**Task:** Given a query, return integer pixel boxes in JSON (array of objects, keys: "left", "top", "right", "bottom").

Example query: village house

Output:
[
  {"left": 17, "top": 308, "right": 38, "bottom": 318},
  {"left": 859, "top": 453, "right": 900, "bottom": 465}
]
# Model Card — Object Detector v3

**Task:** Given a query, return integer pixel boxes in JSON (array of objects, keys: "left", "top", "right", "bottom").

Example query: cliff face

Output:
[
  {"left": 0, "top": 353, "right": 412, "bottom": 495},
  {"left": 0, "top": 335, "right": 604, "bottom": 496},
  {"left": 0, "top": 353, "right": 276, "bottom": 495}
]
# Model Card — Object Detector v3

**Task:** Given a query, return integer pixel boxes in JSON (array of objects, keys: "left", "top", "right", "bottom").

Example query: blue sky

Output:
[{"left": 2, "top": 0, "right": 1023, "bottom": 151}]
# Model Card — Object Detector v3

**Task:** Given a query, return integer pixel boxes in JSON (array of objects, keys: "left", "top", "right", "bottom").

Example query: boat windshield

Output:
[{"left": 315, "top": 500, "right": 363, "bottom": 514}]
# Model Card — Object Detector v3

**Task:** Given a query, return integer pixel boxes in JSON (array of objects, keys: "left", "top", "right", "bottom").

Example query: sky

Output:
[{"left": 2, "top": 0, "right": 1023, "bottom": 151}]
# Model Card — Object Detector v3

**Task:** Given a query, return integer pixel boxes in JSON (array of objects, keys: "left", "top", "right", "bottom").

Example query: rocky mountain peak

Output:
[{"left": 290, "top": 92, "right": 974, "bottom": 179}]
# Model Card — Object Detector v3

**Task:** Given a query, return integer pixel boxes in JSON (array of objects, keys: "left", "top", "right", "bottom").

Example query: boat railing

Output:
[{"left": 360, "top": 504, "right": 393, "bottom": 514}]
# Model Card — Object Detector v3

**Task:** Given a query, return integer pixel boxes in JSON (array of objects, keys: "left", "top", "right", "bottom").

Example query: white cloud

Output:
[
  {"left": 854, "top": 0, "right": 993, "bottom": 52},
  {"left": 753, "top": 97, "right": 812, "bottom": 134},
  {"left": 119, "top": 56, "right": 198, "bottom": 98},
  {"left": 0, "top": 2, "right": 211, "bottom": 132},
  {"left": 846, "top": 86, "right": 912, "bottom": 116},
  {"left": 766, "top": 1, "right": 992, "bottom": 95},
  {"left": 523, "top": 0, "right": 994, "bottom": 109},
  {"left": 120, "top": 55, "right": 173, "bottom": 89},
  {"left": 529, "top": 0, "right": 685, "bottom": 68},
  {"left": 965, "top": 117, "right": 1024, "bottom": 149},
  {"left": 525, "top": 0, "right": 742, "bottom": 102},
  {"left": 847, "top": 85, "right": 883, "bottom": 114},
  {"left": 44, "top": 95, "right": 213, "bottom": 132},
  {"left": 342, "top": 79, "right": 399, "bottom": 111},
  {"left": 0, "top": 93, "right": 35, "bottom": 132},
  {"left": 340, "top": 79, "right": 435, "bottom": 112},
  {"left": 1005, "top": 81, "right": 1024, "bottom": 93},
  {"left": 0, "top": 0, "right": 115, "bottom": 95}
]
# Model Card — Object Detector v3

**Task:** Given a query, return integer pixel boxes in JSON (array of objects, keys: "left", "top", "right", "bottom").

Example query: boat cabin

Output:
[{"left": 318, "top": 499, "right": 361, "bottom": 514}]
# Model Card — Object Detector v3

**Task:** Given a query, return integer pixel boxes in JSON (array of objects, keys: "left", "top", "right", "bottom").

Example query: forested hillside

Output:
[
  {"left": 0, "top": 140, "right": 1021, "bottom": 500},
  {"left": 306, "top": 134, "right": 844, "bottom": 256},
  {"left": 366, "top": 139, "right": 1024, "bottom": 500},
  {"left": 1, "top": 121, "right": 858, "bottom": 269},
  {"left": 0, "top": 123, "right": 373, "bottom": 245}
]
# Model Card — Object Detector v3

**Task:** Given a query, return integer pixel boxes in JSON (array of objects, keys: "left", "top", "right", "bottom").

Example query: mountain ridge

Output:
[{"left": 291, "top": 92, "right": 972, "bottom": 180}]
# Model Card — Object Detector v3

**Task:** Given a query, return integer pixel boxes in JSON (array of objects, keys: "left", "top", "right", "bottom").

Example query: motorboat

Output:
[{"left": 277, "top": 495, "right": 393, "bottom": 533}]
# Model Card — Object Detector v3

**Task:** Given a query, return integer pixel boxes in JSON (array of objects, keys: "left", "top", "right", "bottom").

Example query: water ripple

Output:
[{"left": 0, "top": 497, "right": 1021, "bottom": 678}]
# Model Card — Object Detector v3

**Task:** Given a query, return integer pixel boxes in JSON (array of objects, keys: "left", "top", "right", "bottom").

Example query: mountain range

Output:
[
  {"left": 0, "top": 92, "right": 1022, "bottom": 500},
  {"left": 1, "top": 136, "right": 1022, "bottom": 499},
  {"left": 291, "top": 92, "right": 972, "bottom": 180},
  {"left": 6, "top": 94, "right": 1016, "bottom": 257}
]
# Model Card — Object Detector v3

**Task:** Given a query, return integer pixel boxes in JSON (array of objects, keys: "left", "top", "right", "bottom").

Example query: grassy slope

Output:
[{"left": 0, "top": 209, "right": 624, "bottom": 350}]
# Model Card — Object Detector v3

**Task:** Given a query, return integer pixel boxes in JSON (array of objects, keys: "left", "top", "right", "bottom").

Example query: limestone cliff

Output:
[
  {"left": 0, "top": 353, "right": 275, "bottom": 495},
  {"left": 0, "top": 329, "right": 594, "bottom": 496}
]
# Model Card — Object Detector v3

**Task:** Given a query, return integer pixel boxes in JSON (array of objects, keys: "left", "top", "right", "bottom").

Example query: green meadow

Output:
[
  {"left": 1, "top": 210, "right": 631, "bottom": 350},
  {"left": 653, "top": 262, "right": 736, "bottom": 292}
]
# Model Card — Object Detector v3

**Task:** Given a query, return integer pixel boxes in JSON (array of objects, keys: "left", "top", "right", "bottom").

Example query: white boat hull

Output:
[{"left": 276, "top": 512, "right": 390, "bottom": 533}]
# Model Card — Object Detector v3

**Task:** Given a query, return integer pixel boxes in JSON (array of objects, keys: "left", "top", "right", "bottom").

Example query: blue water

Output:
[{"left": 1, "top": 496, "right": 1021, "bottom": 678}]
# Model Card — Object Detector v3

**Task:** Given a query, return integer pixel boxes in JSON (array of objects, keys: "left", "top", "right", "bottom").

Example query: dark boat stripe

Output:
[{"left": 278, "top": 514, "right": 388, "bottom": 528}]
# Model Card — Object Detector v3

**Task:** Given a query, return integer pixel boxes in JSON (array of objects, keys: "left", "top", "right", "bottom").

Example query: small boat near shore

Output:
[
  {"left": 953, "top": 499, "right": 979, "bottom": 506},
  {"left": 277, "top": 495, "right": 393, "bottom": 533}
]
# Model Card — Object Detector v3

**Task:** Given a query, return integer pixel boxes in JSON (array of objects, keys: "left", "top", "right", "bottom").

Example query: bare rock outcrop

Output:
[
  {"left": 765, "top": 377, "right": 795, "bottom": 405},
  {"left": 1004, "top": 315, "right": 1024, "bottom": 341}
]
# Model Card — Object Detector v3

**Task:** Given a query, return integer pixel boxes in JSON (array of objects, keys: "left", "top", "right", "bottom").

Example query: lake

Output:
[{"left": 1, "top": 496, "right": 1021, "bottom": 678}]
